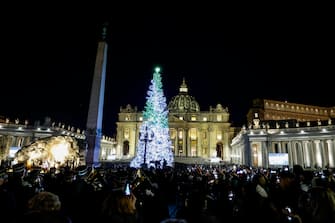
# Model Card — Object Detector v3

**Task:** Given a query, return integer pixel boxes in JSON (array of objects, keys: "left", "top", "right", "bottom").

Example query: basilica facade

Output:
[{"left": 115, "top": 79, "right": 237, "bottom": 163}]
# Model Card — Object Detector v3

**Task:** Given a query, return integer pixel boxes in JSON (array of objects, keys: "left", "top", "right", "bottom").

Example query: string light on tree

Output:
[{"left": 130, "top": 67, "right": 174, "bottom": 169}]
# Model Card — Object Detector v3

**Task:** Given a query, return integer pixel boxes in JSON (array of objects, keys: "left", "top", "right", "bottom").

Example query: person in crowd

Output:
[
  {"left": 17, "top": 191, "right": 72, "bottom": 223},
  {"left": 7, "top": 163, "right": 35, "bottom": 217},
  {"left": 270, "top": 171, "right": 303, "bottom": 223},
  {"left": 99, "top": 189, "right": 138, "bottom": 223},
  {"left": 160, "top": 218, "right": 188, "bottom": 223},
  {"left": 0, "top": 166, "right": 17, "bottom": 223},
  {"left": 245, "top": 173, "right": 274, "bottom": 223},
  {"left": 302, "top": 177, "right": 335, "bottom": 223}
]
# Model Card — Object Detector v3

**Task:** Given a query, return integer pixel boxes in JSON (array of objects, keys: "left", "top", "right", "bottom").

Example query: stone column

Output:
[
  {"left": 309, "top": 141, "right": 315, "bottom": 168},
  {"left": 262, "top": 141, "right": 268, "bottom": 168},
  {"left": 186, "top": 128, "right": 191, "bottom": 156},
  {"left": 278, "top": 141, "right": 282, "bottom": 153},
  {"left": 320, "top": 140, "right": 327, "bottom": 168},
  {"left": 208, "top": 127, "right": 215, "bottom": 157},
  {"left": 203, "top": 129, "right": 209, "bottom": 158},
  {"left": 288, "top": 141, "right": 294, "bottom": 166},
  {"left": 85, "top": 35, "right": 108, "bottom": 165},
  {"left": 130, "top": 127, "right": 137, "bottom": 156},
  {"left": 297, "top": 142, "right": 304, "bottom": 166},
  {"left": 197, "top": 129, "right": 201, "bottom": 157},
  {"left": 297, "top": 141, "right": 304, "bottom": 166},
  {"left": 314, "top": 140, "right": 322, "bottom": 168},
  {"left": 182, "top": 128, "right": 187, "bottom": 156},
  {"left": 302, "top": 141, "right": 309, "bottom": 168},
  {"left": 223, "top": 131, "right": 230, "bottom": 162},
  {"left": 292, "top": 142, "right": 299, "bottom": 165},
  {"left": 327, "top": 139, "right": 335, "bottom": 167},
  {"left": 173, "top": 129, "right": 179, "bottom": 156}
]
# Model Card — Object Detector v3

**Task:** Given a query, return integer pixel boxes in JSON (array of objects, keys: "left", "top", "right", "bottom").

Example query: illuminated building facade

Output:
[
  {"left": 232, "top": 110, "right": 335, "bottom": 168},
  {"left": 115, "top": 79, "right": 237, "bottom": 163},
  {"left": 247, "top": 98, "right": 335, "bottom": 126}
]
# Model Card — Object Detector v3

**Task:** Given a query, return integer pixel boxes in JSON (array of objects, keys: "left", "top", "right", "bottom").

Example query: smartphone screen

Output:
[{"left": 124, "top": 183, "right": 131, "bottom": 196}]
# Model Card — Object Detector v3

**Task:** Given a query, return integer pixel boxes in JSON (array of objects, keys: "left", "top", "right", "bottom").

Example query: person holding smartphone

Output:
[
  {"left": 124, "top": 182, "right": 131, "bottom": 196},
  {"left": 99, "top": 184, "right": 138, "bottom": 223}
]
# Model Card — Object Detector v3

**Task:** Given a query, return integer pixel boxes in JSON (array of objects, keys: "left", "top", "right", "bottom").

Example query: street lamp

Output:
[{"left": 140, "top": 126, "right": 154, "bottom": 168}]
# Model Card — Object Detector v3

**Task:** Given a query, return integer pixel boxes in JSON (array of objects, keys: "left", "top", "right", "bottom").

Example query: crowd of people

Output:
[{"left": 0, "top": 162, "right": 335, "bottom": 223}]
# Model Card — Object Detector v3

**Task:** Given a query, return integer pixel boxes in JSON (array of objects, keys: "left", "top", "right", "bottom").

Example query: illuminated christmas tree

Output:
[{"left": 130, "top": 67, "right": 174, "bottom": 168}]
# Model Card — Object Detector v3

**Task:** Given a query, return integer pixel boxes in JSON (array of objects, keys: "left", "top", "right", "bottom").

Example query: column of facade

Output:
[
  {"left": 197, "top": 129, "right": 201, "bottom": 157},
  {"left": 182, "top": 128, "right": 187, "bottom": 156},
  {"left": 294, "top": 141, "right": 301, "bottom": 165},
  {"left": 326, "top": 139, "right": 335, "bottom": 167},
  {"left": 223, "top": 131, "right": 230, "bottom": 162},
  {"left": 314, "top": 140, "right": 322, "bottom": 168},
  {"left": 129, "top": 127, "right": 137, "bottom": 156},
  {"left": 297, "top": 142, "right": 304, "bottom": 166},
  {"left": 278, "top": 141, "right": 282, "bottom": 153},
  {"left": 121, "top": 127, "right": 126, "bottom": 158},
  {"left": 230, "top": 146, "right": 236, "bottom": 163},
  {"left": 239, "top": 142, "right": 244, "bottom": 165},
  {"left": 302, "top": 140, "right": 310, "bottom": 168},
  {"left": 208, "top": 127, "right": 215, "bottom": 157},
  {"left": 170, "top": 128, "right": 177, "bottom": 156},
  {"left": 15, "top": 136, "right": 22, "bottom": 147},
  {"left": 267, "top": 141, "right": 273, "bottom": 153},
  {"left": 309, "top": 140, "right": 316, "bottom": 168},
  {"left": 203, "top": 129, "right": 209, "bottom": 158},
  {"left": 288, "top": 141, "right": 294, "bottom": 166},
  {"left": 320, "top": 140, "right": 328, "bottom": 168},
  {"left": 280, "top": 142, "right": 286, "bottom": 153},
  {"left": 293, "top": 142, "right": 299, "bottom": 165},
  {"left": 256, "top": 142, "right": 262, "bottom": 168},
  {"left": 6, "top": 136, "right": 14, "bottom": 159},
  {"left": 186, "top": 128, "right": 191, "bottom": 156},
  {"left": 242, "top": 136, "right": 250, "bottom": 166},
  {"left": 23, "top": 136, "right": 31, "bottom": 147},
  {"left": 19, "top": 136, "right": 25, "bottom": 147},
  {"left": 239, "top": 143, "right": 244, "bottom": 164},
  {"left": 10, "top": 136, "right": 16, "bottom": 147},
  {"left": 173, "top": 130, "right": 178, "bottom": 156},
  {"left": 231, "top": 142, "right": 242, "bottom": 164},
  {"left": 248, "top": 141, "right": 254, "bottom": 167},
  {"left": 261, "top": 141, "right": 268, "bottom": 168},
  {"left": 116, "top": 127, "right": 122, "bottom": 158},
  {"left": 174, "top": 138, "right": 178, "bottom": 156},
  {"left": 178, "top": 129, "right": 183, "bottom": 156},
  {"left": 0, "top": 136, "right": 5, "bottom": 160}
]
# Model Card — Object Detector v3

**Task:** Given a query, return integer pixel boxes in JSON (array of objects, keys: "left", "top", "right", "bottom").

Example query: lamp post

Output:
[{"left": 140, "top": 126, "right": 153, "bottom": 168}]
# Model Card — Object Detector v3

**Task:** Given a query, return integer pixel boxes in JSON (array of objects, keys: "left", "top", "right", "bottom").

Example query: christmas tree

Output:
[{"left": 130, "top": 67, "right": 174, "bottom": 168}]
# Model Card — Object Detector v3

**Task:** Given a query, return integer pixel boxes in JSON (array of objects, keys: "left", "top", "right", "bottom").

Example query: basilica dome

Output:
[{"left": 168, "top": 79, "right": 200, "bottom": 112}]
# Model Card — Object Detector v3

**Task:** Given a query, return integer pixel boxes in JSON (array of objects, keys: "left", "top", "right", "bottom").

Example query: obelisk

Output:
[{"left": 85, "top": 23, "right": 108, "bottom": 166}]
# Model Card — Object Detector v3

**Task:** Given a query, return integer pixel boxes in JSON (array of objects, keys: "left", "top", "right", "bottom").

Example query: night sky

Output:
[{"left": 1, "top": 5, "right": 334, "bottom": 136}]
